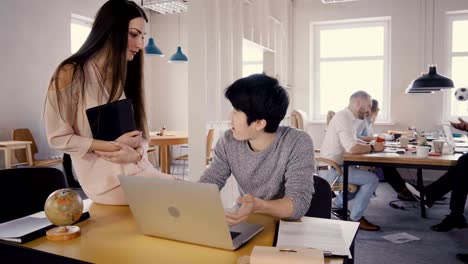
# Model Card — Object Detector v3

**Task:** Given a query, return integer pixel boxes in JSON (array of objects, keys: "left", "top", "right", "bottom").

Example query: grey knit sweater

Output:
[{"left": 199, "top": 126, "right": 315, "bottom": 219}]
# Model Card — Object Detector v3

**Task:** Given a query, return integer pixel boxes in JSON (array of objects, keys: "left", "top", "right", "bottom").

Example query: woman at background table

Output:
[{"left": 44, "top": 0, "right": 172, "bottom": 205}]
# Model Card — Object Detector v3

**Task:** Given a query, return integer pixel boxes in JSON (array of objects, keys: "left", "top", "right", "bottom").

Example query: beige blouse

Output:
[{"left": 45, "top": 60, "right": 167, "bottom": 205}]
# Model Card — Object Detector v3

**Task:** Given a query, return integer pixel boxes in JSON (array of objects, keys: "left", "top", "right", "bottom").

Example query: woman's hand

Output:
[
  {"left": 94, "top": 142, "right": 141, "bottom": 164},
  {"left": 115, "top": 130, "right": 143, "bottom": 149}
]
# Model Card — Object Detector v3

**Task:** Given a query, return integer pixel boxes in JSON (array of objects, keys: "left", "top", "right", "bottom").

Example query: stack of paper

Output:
[{"left": 276, "top": 217, "right": 359, "bottom": 259}]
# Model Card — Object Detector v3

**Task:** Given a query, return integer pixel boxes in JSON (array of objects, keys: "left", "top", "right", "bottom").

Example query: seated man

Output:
[
  {"left": 200, "top": 74, "right": 315, "bottom": 225},
  {"left": 406, "top": 118, "right": 468, "bottom": 232},
  {"left": 318, "top": 91, "right": 384, "bottom": 231},
  {"left": 355, "top": 99, "right": 415, "bottom": 201}
]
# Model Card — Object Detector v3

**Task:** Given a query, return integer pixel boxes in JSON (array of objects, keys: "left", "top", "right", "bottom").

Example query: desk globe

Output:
[{"left": 44, "top": 188, "right": 83, "bottom": 241}]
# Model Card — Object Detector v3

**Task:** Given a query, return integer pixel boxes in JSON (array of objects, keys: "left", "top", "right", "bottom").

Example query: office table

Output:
[
  {"left": 22, "top": 203, "right": 345, "bottom": 263},
  {"left": 0, "top": 141, "right": 33, "bottom": 169},
  {"left": 149, "top": 131, "right": 188, "bottom": 174},
  {"left": 342, "top": 152, "right": 461, "bottom": 219}
]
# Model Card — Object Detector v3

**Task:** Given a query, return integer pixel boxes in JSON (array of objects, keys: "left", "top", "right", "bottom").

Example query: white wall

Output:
[
  {"left": 293, "top": 0, "right": 468, "bottom": 147},
  {"left": 0, "top": 0, "right": 106, "bottom": 167},
  {"left": 146, "top": 13, "right": 188, "bottom": 132},
  {"left": 147, "top": 0, "right": 292, "bottom": 179}
]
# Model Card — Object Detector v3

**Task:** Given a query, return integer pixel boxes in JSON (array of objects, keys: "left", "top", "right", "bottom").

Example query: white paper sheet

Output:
[{"left": 277, "top": 217, "right": 359, "bottom": 258}]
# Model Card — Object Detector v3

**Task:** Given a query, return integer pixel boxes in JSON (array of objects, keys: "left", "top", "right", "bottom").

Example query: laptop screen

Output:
[{"left": 442, "top": 125, "right": 455, "bottom": 146}]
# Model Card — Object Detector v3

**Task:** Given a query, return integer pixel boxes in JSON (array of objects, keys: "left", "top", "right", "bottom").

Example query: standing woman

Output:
[{"left": 45, "top": 0, "right": 172, "bottom": 205}]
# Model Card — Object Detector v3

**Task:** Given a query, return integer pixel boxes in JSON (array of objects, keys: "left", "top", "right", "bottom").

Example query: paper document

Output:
[
  {"left": 382, "top": 232, "right": 420, "bottom": 244},
  {"left": 0, "top": 199, "right": 92, "bottom": 243},
  {"left": 277, "top": 217, "right": 359, "bottom": 258}
]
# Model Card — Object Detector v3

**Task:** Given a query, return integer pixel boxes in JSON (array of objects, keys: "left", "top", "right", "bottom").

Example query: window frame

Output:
[
  {"left": 444, "top": 11, "right": 468, "bottom": 121},
  {"left": 309, "top": 17, "right": 391, "bottom": 123}
]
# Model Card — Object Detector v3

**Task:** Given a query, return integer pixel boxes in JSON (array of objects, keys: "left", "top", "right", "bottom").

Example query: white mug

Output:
[
  {"left": 398, "top": 136, "right": 410, "bottom": 148},
  {"left": 416, "top": 146, "right": 430, "bottom": 158}
]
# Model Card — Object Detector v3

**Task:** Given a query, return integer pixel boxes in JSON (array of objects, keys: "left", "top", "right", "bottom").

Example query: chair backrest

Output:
[
  {"left": 0, "top": 168, "right": 67, "bottom": 223},
  {"left": 326, "top": 111, "right": 336, "bottom": 126},
  {"left": 291, "top": 110, "right": 307, "bottom": 130},
  {"left": 205, "top": 128, "right": 215, "bottom": 165},
  {"left": 12, "top": 128, "right": 38, "bottom": 162},
  {"left": 305, "top": 175, "right": 332, "bottom": 219}
]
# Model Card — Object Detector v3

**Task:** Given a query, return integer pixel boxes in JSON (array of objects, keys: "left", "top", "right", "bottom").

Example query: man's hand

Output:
[
  {"left": 115, "top": 130, "right": 143, "bottom": 149},
  {"left": 94, "top": 142, "right": 140, "bottom": 164},
  {"left": 225, "top": 194, "right": 257, "bottom": 225},
  {"left": 373, "top": 141, "right": 386, "bottom": 152},
  {"left": 450, "top": 117, "right": 468, "bottom": 132}
]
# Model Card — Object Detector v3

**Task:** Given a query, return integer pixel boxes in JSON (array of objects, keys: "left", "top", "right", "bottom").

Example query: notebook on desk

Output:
[
  {"left": 118, "top": 176, "right": 264, "bottom": 250},
  {"left": 86, "top": 99, "right": 136, "bottom": 141}
]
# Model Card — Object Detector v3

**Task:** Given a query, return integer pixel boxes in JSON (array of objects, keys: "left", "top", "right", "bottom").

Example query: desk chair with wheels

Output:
[
  {"left": 305, "top": 175, "right": 332, "bottom": 219},
  {"left": 0, "top": 168, "right": 67, "bottom": 223},
  {"left": 12, "top": 128, "right": 63, "bottom": 167}
]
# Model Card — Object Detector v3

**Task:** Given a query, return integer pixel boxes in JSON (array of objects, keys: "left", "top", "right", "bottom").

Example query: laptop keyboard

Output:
[{"left": 230, "top": 231, "right": 241, "bottom": 240}]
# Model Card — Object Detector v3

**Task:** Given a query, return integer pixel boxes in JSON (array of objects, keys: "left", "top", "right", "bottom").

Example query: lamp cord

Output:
[
  {"left": 178, "top": 13, "right": 181, "bottom": 46},
  {"left": 431, "top": 0, "right": 435, "bottom": 65}
]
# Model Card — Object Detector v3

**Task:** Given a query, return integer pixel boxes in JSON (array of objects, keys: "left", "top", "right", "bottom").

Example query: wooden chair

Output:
[
  {"left": 174, "top": 128, "right": 215, "bottom": 176},
  {"left": 290, "top": 110, "right": 307, "bottom": 130},
  {"left": 326, "top": 110, "right": 335, "bottom": 125},
  {"left": 12, "top": 128, "right": 63, "bottom": 167},
  {"left": 315, "top": 157, "right": 358, "bottom": 194}
]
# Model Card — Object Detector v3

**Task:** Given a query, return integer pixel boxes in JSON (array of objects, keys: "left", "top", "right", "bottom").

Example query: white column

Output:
[{"left": 187, "top": 0, "right": 208, "bottom": 181}]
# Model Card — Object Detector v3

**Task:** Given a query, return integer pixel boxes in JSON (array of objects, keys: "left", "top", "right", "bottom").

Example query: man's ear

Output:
[{"left": 255, "top": 119, "right": 267, "bottom": 131}]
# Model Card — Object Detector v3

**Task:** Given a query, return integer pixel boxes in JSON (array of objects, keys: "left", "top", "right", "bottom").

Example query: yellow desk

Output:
[{"left": 24, "top": 203, "right": 344, "bottom": 263}]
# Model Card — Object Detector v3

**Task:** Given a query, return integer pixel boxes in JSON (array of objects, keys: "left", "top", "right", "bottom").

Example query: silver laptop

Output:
[
  {"left": 443, "top": 125, "right": 455, "bottom": 146},
  {"left": 118, "top": 175, "right": 264, "bottom": 250}
]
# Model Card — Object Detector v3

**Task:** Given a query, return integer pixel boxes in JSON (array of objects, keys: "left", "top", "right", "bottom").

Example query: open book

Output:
[
  {"left": 276, "top": 217, "right": 359, "bottom": 259},
  {"left": 0, "top": 199, "right": 92, "bottom": 244}
]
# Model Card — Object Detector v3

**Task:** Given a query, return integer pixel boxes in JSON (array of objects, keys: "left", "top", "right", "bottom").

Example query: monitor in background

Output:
[{"left": 443, "top": 125, "right": 455, "bottom": 146}]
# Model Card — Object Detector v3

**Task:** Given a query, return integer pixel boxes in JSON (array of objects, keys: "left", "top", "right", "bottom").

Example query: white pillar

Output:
[{"left": 187, "top": 0, "right": 208, "bottom": 181}]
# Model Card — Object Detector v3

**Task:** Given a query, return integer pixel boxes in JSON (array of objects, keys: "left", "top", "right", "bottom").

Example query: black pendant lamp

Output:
[{"left": 406, "top": 65, "right": 454, "bottom": 94}]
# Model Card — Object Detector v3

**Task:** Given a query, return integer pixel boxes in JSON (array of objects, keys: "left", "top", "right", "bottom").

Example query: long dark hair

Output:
[{"left": 49, "top": 0, "right": 149, "bottom": 137}]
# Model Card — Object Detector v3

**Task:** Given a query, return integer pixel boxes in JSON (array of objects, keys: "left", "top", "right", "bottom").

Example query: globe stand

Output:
[{"left": 46, "top": 225, "right": 81, "bottom": 241}]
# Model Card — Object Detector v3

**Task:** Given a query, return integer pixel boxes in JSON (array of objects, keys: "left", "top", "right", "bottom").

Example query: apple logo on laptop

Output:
[{"left": 168, "top": 206, "right": 181, "bottom": 218}]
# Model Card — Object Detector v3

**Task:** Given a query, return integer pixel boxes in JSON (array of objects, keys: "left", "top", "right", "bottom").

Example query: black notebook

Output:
[{"left": 86, "top": 99, "right": 137, "bottom": 141}]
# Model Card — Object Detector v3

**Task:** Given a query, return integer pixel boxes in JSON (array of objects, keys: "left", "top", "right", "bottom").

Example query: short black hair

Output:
[{"left": 225, "top": 74, "right": 289, "bottom": 133}]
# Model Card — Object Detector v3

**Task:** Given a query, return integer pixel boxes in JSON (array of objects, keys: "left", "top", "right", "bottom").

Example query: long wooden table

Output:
[
  {"left": 342, "top": 152, "right": 461, "bottom": 218},
  {"left": 149, "top": 131, "right": 188, "bottom": 174},
  {"left": 20, "top": 203, "right": 345, "bottom": 263}
]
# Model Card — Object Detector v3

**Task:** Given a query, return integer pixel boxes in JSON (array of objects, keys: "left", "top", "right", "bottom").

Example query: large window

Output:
[
  {"left": 311, "top": 18, "right": 390, "bottom": 121},
  {"left": 447, "top": 14, "right": 468, "bottom": 119},
  {"left": 71, "top": 14, "right": 92, "bottom": 54},
  {"left": 242, "top": 39, "right": 264, "bottom": 77}
]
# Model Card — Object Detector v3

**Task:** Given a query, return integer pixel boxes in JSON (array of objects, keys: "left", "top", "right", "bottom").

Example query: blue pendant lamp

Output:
[
  {"left": 406, "top": 65, "right": 454, "bottom": 94},
  {"left": 169, "top": 13, "right": 188, "bottom": 63},
  {"left": 169, "top": 46, "right": 188, "bottom": 62},
  {"left": 145, "top": 37, "right": 164, "bottom": 56}
]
